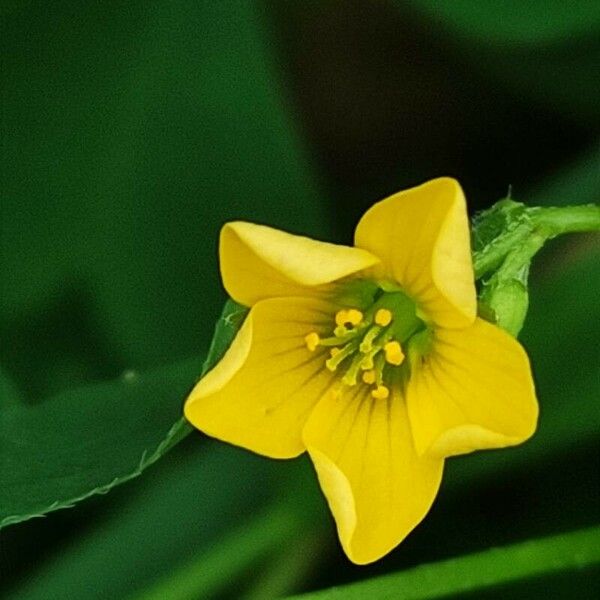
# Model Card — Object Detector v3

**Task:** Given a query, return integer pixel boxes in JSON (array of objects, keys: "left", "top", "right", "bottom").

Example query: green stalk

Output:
[
  {"left": 528, "top": 203, "right": 600, "bottom": 236},
  {"left": 472, "top": 201, "right": 599, "bottom": 336},
  {"left": 473, "top": 203, "right": 600, "bottom": 279}
]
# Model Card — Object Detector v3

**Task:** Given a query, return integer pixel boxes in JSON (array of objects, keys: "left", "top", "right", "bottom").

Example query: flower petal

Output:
[
  {"left": 302, "top": 386, "right": 443, "bottom": 564},
  {"left": 406, "top": 318, "right": 538, "bottom": 458},
  {"left": 184, "top": 296, "right": 338, "bottom": 458},
  {"left": 354, "top": 178, "right": 476, "bottom": 328},
  {"left": 220, "top": 221, "right": 380, "bottom": 306}
]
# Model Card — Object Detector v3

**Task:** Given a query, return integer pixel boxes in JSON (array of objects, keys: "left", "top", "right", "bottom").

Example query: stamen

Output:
[
  {"left": 359, "top": 325, "right": 381, "bottom": 353},
  {"left": 334, "top": 324, "right": 350, "bottom": 337},
  {"left": 375, "top": 308, "right": 393, "bottom": 327},
  {"left": 362, "top": 370, "right": 376, "bottom": 385},
  {"left": 310, "top": 286, "right": 423, "bottom": 395},
  {"left": 304, "top": 332, "right": 320, "bottom": 352},
  {"left": 371, "top": 385, "right": 390, "bottom": 400},
  {"left": 325, "top": 341, "right": 357, "bottom": 371},
  {"left": 384, "top": 341, "right": 405, "bottom": 366},
  {"left": 359, "top": 346, "right": 379, "bottom": 370},
  {"left": 373, "top": 353, "right": 386, "bottom": 386},
  {"left": 342, "top": 354, "right": 364, "bottom": 386}
]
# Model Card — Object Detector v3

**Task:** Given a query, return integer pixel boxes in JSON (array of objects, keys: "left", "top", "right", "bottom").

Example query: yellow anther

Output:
[
  {"left": 335, "top": 310, "right": 349, "bottom": 327},
  {"left": 371, "top": 385, "right": 390, "bottom": 400},
  {"left": 346, "top": 309, "right": 363, "bottom": 326},
  {"left": 375, "top": 308, "right": 393, "bottom": 327},
  {"left": 384, "top": 340, "right": 405, "bottom": 366},
  {"left": 304, "top": 332, "right": 320, "bottom": 352},
  {"left": 362, "top": 370, "right": 376, "bottom": 385},
  {"left": 330, "top": 347, "right": 341, "bottom": 357},
  {"left": 335, "top": 308, "right": 363, "bottom": 328}
]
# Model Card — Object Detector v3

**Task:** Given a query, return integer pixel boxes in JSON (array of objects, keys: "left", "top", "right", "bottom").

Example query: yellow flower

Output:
[{"left": 184, "top": 178, "right": 538, "bottom": 564}]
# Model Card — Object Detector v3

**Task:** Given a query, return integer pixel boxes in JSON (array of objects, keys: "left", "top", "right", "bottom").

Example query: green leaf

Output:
[
  {"left": 285, "top": 526, "right": 600, "bottom": 599},
  {"left": 0, "top": 299, "right": 243, "bottom": 528},
  {"left": 202, "top": 299, "right": 248, "bottom": 372},
  {"left": 0, "top": 361, "right": 196, "bottom": 528}
]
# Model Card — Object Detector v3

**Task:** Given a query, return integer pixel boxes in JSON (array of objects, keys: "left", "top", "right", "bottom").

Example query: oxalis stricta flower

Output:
[{"left": 184, "top": 178, "right": 539, "bottom": 564}]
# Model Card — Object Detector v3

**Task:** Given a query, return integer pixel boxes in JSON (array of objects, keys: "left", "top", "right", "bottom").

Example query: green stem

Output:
[
  {"left": 473, "top": 222, "right": 532, "bottom": 279},
  {"left": 528, "top": 203, "right": 600, "bottom": 237},
  {"left": 472, "top": 201, "right": 599, "bottom": 337},
  {"left": 473, "top": 203, "right": 600, "bottom": 279}
]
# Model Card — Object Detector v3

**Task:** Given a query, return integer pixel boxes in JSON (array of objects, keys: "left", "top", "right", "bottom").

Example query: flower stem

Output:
[
  {"left": 528, "top": 204, "right": 600, "bottom": 237},
  {"left": 472, "top": 203, "right": 600, "bottom": 279},
  {"left": 472, "top": 200, "right": 599, "bottom": 337}
]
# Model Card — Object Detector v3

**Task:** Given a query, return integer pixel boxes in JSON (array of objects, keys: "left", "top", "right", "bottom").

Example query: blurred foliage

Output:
[
  {"left": 1, "top": 1, "right": 598, "bottom": 599},
  {"left": 0, "top": 0, "right": 327, "bottom": 401},
  {"left": 286, "top": 526, "right": 600, "bottom": 599}
]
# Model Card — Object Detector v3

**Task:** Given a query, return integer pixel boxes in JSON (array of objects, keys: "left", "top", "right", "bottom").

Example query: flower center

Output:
[{"left": 304, "top": 286, "right": 426, "bottom": 399}]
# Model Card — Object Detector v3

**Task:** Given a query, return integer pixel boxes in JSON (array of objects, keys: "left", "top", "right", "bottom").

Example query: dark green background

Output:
[{"left": 1, "top": 1, "right": 598, "bottom": 598}]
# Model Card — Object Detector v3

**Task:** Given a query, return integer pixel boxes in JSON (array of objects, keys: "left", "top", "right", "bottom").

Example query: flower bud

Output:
[{"left": 481, "top": 278, "right": 529, "bottom": 337}]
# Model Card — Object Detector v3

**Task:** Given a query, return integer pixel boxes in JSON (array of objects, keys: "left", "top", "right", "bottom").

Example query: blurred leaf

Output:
[
  {"left": 0, "top": 299, "right": 243, "bottom": 528},
  {"left": 403, "top": 2, "right": 600, "bottom": 121},
  {"left": 0, "top": 0, "right": 328, "bottom": 399},
  {"left": 133, "top": 502, "right": 304, "bottom": 600},
  {"left": 0, "top": 367, "right": 22, "bottom": 407},
  {"left": 406, "top": 0, "right": 600, "bottom": 46},
  {"left": 488, "top": 48, "right": 599, "bottom": 122},
  {"left": 285, "top": 525, "right": 600, "bottom": 599},
  {"left": 527, "top": 145, "right": 600, "bottom": 206}
]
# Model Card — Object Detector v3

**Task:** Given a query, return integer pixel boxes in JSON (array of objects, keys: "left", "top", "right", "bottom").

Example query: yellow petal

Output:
[
  {"left": 220, "top": 221, "right": 380, "bottom": 306},
  {"left": 184, "top": 296, "right": 337, "bottom": 458},
  {"left": 354, "top": 178, "right": 476, "bottom": 328},
  {"left": 406, "top": 318, "right": 538, "bottom": 458},
  {"left": 302, "top": 386, "right": 443, "bottom": 564}
]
